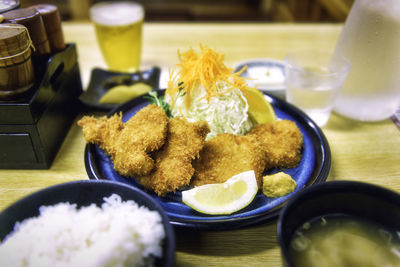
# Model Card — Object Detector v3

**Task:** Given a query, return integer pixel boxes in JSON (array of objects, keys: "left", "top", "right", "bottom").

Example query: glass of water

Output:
[{"left": 284, "top": 50, "right": 350, "bottom": 127}]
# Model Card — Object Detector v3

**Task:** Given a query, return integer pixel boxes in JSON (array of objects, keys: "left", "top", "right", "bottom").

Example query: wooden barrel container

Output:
[
  {"left": 2, "top": 7, "right": 51, "bottom": 57},
  {"left": 0, "top": 24, "right": 35, "bottom": 100},
  {"left": 31, "top": 4, "right": 65, "bottom": 53}
]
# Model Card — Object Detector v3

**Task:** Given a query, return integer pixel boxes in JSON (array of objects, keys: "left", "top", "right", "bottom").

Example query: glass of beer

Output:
[{"left": 90, "top": 1, "right": 144, "bottom": 72}]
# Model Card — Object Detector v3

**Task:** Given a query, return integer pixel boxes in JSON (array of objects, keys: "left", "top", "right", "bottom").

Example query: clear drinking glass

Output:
[
  {"left": 285, "top": 50, "right": 350, "bottom": 127},
  {"left": 90, "top": 1, "right": 144, "bottom": 72}
]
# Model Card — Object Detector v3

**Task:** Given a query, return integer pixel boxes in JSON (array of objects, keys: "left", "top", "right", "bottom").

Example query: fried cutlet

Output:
[
  {"left": 77, "top": 104, "right": 168, "bottom": 177},
  {"left": 77, "top": 112, "right": 124, "bottom": 157},
  {"left": 136, "top": 118, "right": 210, "bottom": 196},
  {"left": 191, "top": 133, "right": 267, "bottom": 188},
  {"left": 247, "top": 120, "right": 303, "bottom": 169}
]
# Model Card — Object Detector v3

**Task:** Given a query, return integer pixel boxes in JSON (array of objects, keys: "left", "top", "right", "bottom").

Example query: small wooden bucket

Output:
[
  {"left": 32, "top": 4, "right": 65, "bottom": 53},
  {"left": 0, "top": 24, "right": 35, "bottom": 100},
  {"left": 2, "top": 7, "right": 51, "bottom": 57}
]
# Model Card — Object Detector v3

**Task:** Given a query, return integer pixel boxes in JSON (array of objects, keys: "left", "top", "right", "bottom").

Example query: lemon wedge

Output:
[
  {"left": 99, "top": 83, "right": 152, "bottom": 104},
  {"left": 243, "top": 86, "right": 276, "bottom": 124},
  {"left": 182, "top": 170, "right": 258, "bottom": 215}
]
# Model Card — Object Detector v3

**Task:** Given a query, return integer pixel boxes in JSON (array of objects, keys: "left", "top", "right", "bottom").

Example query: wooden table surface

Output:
[{"left": 1, "top": 22, "right": 400, "bottom": 266}]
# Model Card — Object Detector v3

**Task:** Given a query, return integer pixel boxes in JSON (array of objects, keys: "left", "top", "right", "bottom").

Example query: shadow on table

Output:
[
  {"left": 175, "top": 222, "right": 279, "bottom": 256},
  {"left": 326, "top": 112, "right": 389, "bottom": 131}
]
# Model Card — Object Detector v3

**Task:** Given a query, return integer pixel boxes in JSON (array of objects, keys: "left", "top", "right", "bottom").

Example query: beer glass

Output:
[{"left": 90, "top": 1, "right": 144, "bottom": 72}]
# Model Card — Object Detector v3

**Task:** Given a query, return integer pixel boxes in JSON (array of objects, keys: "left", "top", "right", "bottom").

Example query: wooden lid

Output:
[
  {"left": 0, "top": 0, "right": 20, "bottom": 13},
  {"left": 31, "top": 4, "right": 57, "bottom": 16},
  {"left": 2, "top": 7, "right": 38, "bottom": 24},
  {"left": 0, "top": 23, "right": 31, "bottom": 58},
  {"left": 2, "top": 7, "right": 50, "bottom": 55},
  {"left": 31, "top": 4, "right": 61, "bottom": 32}
]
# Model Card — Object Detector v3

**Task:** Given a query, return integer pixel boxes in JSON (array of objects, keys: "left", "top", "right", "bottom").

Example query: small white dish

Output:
[{"left": 234, "top": 58, "right": 286, "bottom": 99}]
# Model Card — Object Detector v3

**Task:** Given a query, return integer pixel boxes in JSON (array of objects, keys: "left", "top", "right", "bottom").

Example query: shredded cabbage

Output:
[{"left": 165, "top": 81, "right": 254, "bottom": 140}]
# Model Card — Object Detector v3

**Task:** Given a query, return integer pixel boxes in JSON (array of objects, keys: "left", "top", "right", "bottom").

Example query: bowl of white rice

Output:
[{"left": 0, "top": 180, "right": 175, "bottom": 267}]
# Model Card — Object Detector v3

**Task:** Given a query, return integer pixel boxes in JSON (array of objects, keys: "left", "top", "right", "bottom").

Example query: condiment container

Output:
[
  {"left": 31, "top": 4, "right": 65, "bottom": 52},
  {"left": 2, "top": 7, "right": 51, "bottom": 57},
  {"left": 333, "top": 0, "right": 400, "bottom": 121},
  {"left": 0, "top": 23, "right": 35, "bottom": 100}
]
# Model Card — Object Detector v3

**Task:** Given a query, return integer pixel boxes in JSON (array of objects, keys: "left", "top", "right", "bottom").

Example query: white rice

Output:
[{"left": 0, "top": 194, "right": 165, "bottom": 267}]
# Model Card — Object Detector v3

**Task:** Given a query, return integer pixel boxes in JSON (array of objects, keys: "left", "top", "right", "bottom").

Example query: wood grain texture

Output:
[{"left": 0, "top": 22, "right": 399, "bottom": 266}]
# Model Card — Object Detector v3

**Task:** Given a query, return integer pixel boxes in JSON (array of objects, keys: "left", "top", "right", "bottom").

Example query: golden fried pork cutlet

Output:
[
  {"left": 112, "top": 105, "right": 169, "bottom": 177},
  {"left": 248, "top": 120, "right": 303, "bottom": 169},
  {"left": 191, "top": 133, "right": 267, "bottom": 188},
  {"left": 77, "top": 113, "right": 123, "bottom": 156},
  {"left": 77, "top": 104, "right": 168, "bottom": 177},
  {"left": 137, "top": 118, "right": 210, "bottom": 196}
]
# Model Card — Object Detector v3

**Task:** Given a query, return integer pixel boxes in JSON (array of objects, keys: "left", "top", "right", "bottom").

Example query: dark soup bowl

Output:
[
  {"left": 0, "top": 180, "right": 175, "bottom": 267},
  {"left": 277, "top": 180, "right": 400, "bottom": 267}
]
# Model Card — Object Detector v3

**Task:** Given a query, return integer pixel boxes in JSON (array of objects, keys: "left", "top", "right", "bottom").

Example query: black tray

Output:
[
  {"left": 79, "top": 67, "right": 161, "bottom": 111},
  {"left": 0, "top": 44, "right": 83, "bottom": 169}
]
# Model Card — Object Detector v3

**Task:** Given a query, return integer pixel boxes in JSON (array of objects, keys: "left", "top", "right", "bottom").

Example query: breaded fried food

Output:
[
  {"left": 112, "top": 105, "right": 169, "bottom": 177},
  {"left": 137, "top": 118, "right": 210, "bottom": 196},
  {"left": 77, "top": 113, "right": 124, "bottom": 156},
  {"left": 191, "top": 134, "right": 267, "bottom": 188},
  {"left": 77, "top": 104, "right": 168, "bottom": 176},
  {"left": 248, "top": 120, "right": 303, "bottom": 169}
]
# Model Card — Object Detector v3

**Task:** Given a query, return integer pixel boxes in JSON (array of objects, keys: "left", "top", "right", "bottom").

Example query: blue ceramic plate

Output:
[{"left": 84, "top": 90, "right": 330, "bottom": 230}]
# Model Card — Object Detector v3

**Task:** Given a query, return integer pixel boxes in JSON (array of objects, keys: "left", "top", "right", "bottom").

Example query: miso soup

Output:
[{"left": 289, "top": 215, "right": 400, "bottom": 267}]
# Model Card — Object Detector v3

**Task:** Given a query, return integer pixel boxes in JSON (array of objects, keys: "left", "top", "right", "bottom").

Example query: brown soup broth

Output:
[{"left": 289, "top": 214, "right": 400, "bottom": 267}]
